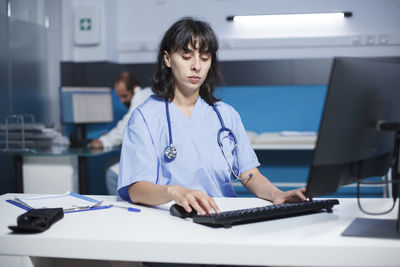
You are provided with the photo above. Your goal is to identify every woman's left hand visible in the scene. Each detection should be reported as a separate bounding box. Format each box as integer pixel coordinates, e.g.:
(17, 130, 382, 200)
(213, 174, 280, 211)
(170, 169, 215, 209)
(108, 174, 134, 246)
(272, 187, 309, 204)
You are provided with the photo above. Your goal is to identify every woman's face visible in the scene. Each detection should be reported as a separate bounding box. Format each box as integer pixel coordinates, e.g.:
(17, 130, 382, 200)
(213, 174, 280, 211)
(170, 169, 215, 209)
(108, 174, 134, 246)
(164, 41, 211, 97)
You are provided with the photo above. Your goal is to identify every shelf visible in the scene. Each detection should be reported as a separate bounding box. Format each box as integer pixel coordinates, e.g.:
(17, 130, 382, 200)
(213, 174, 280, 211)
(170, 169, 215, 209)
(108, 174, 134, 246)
(252, 143, 315, 150)
(248, 132, 316, 150)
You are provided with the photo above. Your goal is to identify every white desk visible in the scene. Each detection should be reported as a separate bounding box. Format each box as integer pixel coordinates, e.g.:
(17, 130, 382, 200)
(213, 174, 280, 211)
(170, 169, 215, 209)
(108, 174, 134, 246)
(1, 194, 399, 267)
(252, 143, 315, 150)
(1, 147, 120, 194)
(250, 132, 316, 150)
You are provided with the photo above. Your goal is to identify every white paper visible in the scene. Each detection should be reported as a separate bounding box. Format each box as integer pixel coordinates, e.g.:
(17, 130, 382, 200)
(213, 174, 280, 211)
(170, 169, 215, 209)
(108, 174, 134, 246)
(15, 192, 100, 210)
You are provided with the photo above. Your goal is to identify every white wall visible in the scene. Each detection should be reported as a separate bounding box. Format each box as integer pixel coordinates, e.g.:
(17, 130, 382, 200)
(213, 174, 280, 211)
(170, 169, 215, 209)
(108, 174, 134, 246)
(62, 0, 118, 62)
(62, 0, 400, 63)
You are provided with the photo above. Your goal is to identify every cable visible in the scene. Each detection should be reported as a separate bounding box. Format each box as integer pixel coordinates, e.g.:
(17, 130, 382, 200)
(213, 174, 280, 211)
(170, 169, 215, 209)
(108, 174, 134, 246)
(356, 178, 397, 215)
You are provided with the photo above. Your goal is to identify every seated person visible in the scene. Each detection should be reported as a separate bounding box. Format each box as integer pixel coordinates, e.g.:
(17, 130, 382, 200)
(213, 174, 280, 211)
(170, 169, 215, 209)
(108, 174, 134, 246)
(117, 17, 307, 217)
(90, 72, 152, 195)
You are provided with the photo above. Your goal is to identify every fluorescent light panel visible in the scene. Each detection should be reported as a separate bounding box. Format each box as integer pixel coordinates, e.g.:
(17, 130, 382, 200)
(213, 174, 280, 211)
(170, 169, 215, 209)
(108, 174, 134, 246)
(227, 12, 352, 23)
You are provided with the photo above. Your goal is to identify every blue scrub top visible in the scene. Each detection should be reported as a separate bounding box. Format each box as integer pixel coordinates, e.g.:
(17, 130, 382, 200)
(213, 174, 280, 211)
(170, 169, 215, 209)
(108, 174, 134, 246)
(117, 95, 260, 202)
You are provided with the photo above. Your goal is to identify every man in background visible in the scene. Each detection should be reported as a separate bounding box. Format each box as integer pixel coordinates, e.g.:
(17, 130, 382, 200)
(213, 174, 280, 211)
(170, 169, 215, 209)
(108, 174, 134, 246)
(90, 72, 152, 194)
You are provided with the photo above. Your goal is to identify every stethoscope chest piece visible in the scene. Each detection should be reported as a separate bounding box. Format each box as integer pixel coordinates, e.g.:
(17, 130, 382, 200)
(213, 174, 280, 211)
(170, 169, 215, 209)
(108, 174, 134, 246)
(163, 99, 252, 181)
(164, 145, 177, 160)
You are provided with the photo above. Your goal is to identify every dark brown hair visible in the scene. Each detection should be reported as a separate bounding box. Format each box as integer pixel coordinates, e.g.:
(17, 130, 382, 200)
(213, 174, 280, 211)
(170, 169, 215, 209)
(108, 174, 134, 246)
(115, 72, 139, 93)
(150, 17, 222, 105)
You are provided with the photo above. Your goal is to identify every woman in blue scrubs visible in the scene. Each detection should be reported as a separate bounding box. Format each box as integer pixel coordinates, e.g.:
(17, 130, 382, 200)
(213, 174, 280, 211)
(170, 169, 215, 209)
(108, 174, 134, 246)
(118, 17, 307, 215)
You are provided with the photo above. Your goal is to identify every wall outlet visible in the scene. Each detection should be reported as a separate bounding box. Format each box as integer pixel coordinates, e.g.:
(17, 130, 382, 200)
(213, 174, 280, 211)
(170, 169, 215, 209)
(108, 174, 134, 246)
(378, 35, 389, 45)
(365, 35, 377, 45)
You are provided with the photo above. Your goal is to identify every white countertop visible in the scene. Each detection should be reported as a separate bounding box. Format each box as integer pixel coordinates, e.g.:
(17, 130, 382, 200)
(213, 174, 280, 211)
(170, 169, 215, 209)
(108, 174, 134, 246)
(1, 194, 399, 266)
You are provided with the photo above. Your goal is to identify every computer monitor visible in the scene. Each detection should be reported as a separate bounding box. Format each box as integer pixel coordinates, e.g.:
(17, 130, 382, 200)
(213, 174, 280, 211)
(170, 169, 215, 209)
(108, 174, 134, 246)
(305, 57, 400, 239)
(60, 86, 114, 147)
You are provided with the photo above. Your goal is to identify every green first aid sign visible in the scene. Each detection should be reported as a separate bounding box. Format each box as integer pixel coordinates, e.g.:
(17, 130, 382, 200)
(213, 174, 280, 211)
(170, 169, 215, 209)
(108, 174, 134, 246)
(80, 18, 92, 31)
(74, 6, 100, 45)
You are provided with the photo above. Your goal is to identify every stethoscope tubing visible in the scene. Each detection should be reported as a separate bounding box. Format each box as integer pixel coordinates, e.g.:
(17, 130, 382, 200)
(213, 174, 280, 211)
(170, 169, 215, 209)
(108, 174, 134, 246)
(164, 99, 250, 181)
(164, 101, 177, 160)
(165, 99, 174, 146)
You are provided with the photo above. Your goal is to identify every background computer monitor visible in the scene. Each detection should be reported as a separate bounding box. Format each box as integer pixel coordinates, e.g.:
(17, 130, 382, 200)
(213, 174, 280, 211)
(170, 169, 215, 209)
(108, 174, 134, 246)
(60, 87, 113, 124)
(305, 57, 400, 238)
(60, 87, 114, 147)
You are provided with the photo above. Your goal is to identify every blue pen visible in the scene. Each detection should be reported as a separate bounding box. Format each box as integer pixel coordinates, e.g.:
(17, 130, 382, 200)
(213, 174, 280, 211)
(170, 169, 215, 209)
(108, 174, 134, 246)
(112, 204, 141, 212)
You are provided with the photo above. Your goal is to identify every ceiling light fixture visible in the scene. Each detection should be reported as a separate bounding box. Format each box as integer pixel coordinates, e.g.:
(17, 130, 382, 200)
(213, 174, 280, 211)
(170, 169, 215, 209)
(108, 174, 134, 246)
(227, 12, 352, 23)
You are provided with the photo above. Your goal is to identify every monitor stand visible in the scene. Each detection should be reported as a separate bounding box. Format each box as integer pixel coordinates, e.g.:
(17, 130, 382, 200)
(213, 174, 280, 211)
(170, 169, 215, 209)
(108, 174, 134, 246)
(69, 124, 88, 148)
(342, 123, 400, 239)
(342, 217, 400, 239)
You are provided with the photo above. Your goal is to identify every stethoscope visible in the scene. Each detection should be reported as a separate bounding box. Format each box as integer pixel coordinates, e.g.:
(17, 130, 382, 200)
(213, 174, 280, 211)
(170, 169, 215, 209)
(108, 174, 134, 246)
(164, 99, 253, 182)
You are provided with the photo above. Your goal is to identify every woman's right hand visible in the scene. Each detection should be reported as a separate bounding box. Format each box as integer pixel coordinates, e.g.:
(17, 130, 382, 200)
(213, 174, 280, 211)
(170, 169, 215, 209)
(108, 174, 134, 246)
(167, 185, 220, 215)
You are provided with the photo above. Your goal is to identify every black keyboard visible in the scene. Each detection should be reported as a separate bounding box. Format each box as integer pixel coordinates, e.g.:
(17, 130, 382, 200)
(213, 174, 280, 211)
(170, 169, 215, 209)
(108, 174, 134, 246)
(192, 199, 339, 228)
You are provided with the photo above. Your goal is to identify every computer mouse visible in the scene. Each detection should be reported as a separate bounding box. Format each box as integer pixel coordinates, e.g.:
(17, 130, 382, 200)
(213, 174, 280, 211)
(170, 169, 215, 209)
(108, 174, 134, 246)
(169, 203, 197, 218)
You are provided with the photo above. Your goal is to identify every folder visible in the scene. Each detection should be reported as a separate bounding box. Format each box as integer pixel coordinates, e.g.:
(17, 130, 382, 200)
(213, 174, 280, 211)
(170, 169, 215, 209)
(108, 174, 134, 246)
(7, 191, 111, 213)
